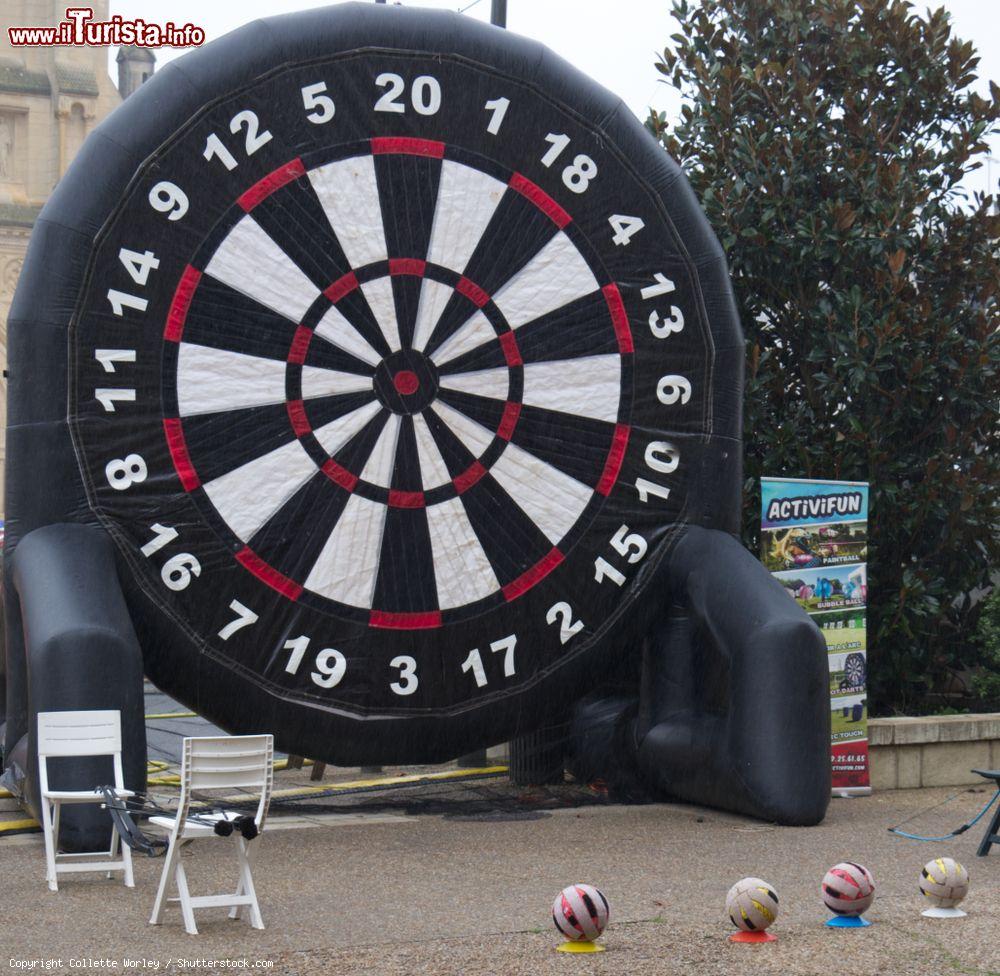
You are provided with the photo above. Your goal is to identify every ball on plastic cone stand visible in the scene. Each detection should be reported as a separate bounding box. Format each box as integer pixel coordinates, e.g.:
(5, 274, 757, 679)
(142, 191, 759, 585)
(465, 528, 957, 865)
(726, 878, 779, 943)
(822, 862, 874, 928)
(919, 857, 969, 918)
(552, 884, 609, 953)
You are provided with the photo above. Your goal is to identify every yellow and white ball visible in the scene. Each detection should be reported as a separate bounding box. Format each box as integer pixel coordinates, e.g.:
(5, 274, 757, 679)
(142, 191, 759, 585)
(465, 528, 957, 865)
(920, 857, 969, 909)
(726, 877, 779, 932)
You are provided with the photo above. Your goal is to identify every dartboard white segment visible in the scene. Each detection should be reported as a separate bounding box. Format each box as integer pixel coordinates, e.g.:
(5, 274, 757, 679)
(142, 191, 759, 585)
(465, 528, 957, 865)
(311, 401, 383, 457)
(430, 311, 497, 367)
(489, 437, 593, 544)
(204, 214, 319, 322)
(439, 366, 510, 401)
(304, 493, 387, 608)
(313, 305, 382, 366)
(359, 414, 401, 488)
(203, 438, 316, 542)
(491, 231, 599, 329)
(411, 278, 455, 352)
(308, 155, 389, 269)
(360, 278, 402, 351)
(432, 401, 495, 459)
(425, 159, 507, 273)
(521, 355, 621, 423)
(412, 414, 452, 490)
(300, 365, 375, 401)
(425, 497, 500, 609)
(176, 344, 288, 417)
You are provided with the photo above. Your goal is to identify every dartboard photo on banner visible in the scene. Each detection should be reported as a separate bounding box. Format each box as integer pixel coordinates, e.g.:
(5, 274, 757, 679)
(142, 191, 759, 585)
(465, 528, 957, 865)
(3, 2, 832, 850)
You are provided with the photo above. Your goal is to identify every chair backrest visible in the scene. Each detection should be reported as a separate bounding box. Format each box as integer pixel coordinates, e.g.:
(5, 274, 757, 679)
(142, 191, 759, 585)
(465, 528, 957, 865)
(178, 735, 274, 829)
(38, 710, 122, 757)
(36, 710, 125, 795)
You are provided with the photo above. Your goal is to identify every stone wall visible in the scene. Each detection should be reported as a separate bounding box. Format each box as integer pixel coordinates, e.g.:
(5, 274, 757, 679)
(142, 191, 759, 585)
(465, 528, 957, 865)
(869, 713, 1000, 790)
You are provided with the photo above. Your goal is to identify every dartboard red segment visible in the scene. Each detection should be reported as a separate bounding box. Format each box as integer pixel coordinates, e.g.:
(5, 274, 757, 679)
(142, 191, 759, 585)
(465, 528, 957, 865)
(370, 136, 446, 158)
(323, 271, 360, 303)
(370, 609, 444, 629)
(235, 546, 303, 601)
(163, 266, 201, 343)
(287, 325, 313, 365)
(503, 548, 565, 602)
(236, 157, 306, 212)
(602, 283, 634, 354)
(596, 425, 631, 496)
(455, 276, 490, 307)
(162, 418, 200, 491)
(508, 171, 572, 228)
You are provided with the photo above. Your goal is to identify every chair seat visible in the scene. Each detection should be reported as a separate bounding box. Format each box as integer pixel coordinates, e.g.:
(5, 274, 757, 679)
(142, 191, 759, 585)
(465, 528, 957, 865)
(43, 788, 135, 803)
(149, 810, 244, 839)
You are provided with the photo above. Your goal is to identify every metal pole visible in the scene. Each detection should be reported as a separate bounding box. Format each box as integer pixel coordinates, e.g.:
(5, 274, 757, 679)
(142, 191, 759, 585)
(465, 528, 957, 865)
(490, 0, 507, 28)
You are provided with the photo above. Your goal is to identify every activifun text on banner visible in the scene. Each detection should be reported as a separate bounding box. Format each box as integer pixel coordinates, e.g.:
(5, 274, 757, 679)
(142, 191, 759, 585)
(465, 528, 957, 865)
(761, 478, 871, 795)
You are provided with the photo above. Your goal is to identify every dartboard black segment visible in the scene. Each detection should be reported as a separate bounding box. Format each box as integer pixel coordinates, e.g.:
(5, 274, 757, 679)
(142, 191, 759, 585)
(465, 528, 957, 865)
(60, 13, 737, 752)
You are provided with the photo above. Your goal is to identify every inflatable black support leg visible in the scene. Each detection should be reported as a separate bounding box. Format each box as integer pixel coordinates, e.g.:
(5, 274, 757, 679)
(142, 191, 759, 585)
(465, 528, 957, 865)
(9, 524, 146, 851)
(636, 526, 830, 825)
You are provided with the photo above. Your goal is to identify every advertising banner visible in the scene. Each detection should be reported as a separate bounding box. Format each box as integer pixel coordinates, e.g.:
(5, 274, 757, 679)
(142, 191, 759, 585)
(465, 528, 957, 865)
(761, 478, 871, 794)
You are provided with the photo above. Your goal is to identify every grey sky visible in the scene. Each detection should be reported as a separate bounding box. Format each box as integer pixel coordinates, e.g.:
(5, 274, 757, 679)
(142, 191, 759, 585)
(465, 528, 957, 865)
(108, 0, 999, 193)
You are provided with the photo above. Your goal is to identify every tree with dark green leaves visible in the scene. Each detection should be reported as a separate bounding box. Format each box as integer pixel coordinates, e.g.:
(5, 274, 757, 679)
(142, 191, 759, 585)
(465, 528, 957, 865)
(648, 0, 999, 713)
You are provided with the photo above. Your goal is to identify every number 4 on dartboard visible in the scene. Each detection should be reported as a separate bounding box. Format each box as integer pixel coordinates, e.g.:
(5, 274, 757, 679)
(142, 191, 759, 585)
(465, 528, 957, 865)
(609, 214, 644, 246)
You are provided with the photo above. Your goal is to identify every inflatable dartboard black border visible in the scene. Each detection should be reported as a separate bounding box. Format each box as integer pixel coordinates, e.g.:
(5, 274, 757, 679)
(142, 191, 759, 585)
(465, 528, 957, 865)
(6, 3, 744, 763)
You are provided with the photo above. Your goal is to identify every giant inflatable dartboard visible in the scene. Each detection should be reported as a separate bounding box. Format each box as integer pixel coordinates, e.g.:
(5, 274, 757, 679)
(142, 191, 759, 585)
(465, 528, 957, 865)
(53, 5, 741, 757)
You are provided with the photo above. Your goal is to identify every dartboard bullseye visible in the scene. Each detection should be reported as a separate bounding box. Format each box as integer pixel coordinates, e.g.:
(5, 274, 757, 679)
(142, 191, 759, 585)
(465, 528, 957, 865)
(60, 15, 736, 751)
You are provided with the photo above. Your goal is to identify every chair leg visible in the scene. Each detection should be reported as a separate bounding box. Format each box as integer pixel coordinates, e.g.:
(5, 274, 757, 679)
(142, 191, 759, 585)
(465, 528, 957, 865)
(41, 799, 58, 892)
(150, 838, 180, 925)
(174, 856, 198, 936)
(977, 804, 1000, 857)
(236, 836, 264, 930)
(52, 802, 61, 855)
(108, 823, 120, 879)
(228, 851, 245, 921)
(121, 831, 135, 888)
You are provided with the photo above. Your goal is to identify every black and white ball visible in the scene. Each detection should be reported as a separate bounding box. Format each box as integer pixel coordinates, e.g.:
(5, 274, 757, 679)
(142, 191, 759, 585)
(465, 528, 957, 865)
(920, 857, 969, 908)
(726, 877, 779, 932)
(822, 862, 875, 916)
(552, 884, 610, 942)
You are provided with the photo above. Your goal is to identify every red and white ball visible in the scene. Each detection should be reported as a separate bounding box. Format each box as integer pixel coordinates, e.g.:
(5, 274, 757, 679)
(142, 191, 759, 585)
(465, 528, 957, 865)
(822, 862, 875, 916)
(920, 857, 969, 908)
(552, 884, 610, 942)
(726, 877, 780, 932)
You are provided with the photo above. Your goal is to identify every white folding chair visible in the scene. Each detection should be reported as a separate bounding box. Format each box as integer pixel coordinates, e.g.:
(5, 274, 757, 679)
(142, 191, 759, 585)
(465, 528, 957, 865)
(37, 709, 135, 892)
(149, 734, 273, 935)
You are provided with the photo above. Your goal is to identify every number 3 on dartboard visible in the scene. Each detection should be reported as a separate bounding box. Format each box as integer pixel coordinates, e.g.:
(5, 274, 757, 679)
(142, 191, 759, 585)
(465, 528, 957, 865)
(390, 655, 418, 696)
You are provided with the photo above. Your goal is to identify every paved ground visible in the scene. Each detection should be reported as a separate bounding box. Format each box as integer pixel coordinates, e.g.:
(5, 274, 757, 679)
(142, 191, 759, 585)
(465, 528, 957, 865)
(2, 783, 998, 975)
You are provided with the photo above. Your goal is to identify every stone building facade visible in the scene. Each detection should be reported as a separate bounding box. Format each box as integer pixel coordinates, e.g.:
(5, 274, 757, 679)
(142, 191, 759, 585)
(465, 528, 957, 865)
(0, 1, 154, 509)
